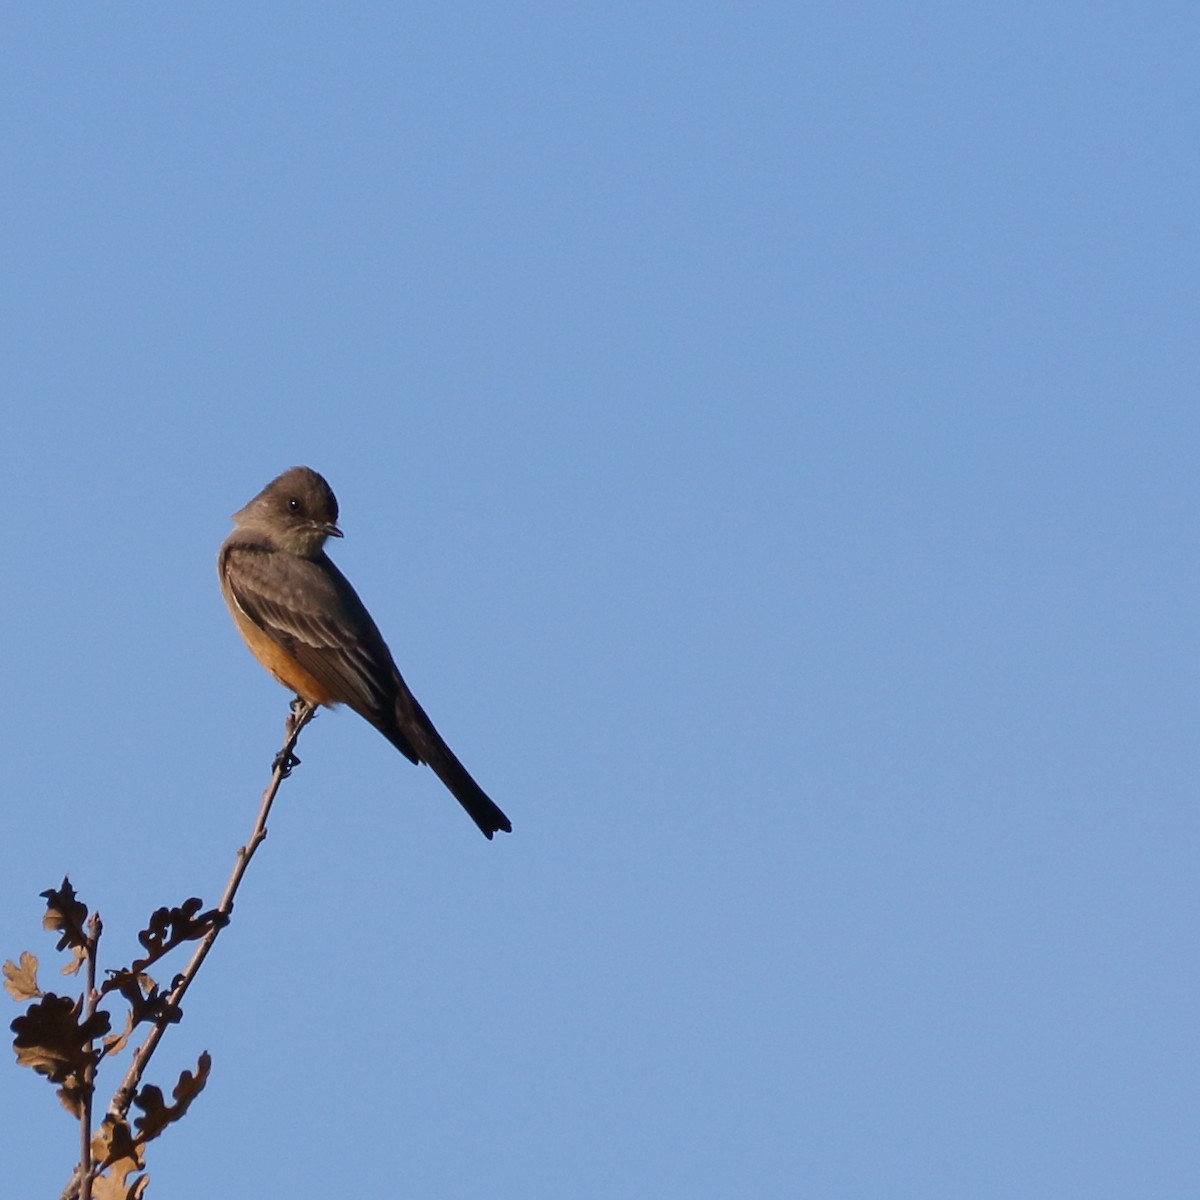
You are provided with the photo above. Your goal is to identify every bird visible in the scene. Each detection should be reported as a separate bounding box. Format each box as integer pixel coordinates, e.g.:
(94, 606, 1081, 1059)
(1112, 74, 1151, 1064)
(218, 466, 511, 839)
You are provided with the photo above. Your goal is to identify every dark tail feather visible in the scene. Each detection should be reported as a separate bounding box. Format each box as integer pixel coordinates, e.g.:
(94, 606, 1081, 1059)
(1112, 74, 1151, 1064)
(378, 694, 511, 838)
(420, 735, 512, 839)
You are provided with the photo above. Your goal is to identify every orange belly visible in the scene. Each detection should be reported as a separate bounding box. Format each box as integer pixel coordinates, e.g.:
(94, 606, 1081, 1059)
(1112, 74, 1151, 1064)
(231, 607, 340, 706)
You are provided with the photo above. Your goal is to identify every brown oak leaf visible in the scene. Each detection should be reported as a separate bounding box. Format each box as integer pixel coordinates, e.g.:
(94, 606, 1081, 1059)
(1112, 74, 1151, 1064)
(3, 951, 42, 1001)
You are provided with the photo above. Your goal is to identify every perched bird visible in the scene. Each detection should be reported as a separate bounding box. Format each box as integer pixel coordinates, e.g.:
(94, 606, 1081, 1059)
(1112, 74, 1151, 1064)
(218, 466, 511, 839)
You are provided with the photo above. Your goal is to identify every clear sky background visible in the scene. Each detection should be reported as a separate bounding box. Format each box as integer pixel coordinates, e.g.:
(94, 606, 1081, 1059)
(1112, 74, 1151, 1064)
(2, 4, 1196, 1197)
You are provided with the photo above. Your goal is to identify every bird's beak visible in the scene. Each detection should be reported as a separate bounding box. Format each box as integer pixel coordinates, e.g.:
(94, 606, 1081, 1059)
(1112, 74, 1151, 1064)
(319, 522, 344, 538)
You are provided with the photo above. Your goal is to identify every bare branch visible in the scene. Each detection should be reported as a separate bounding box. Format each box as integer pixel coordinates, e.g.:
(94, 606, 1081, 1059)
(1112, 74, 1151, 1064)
(78, 912, 102, 1200)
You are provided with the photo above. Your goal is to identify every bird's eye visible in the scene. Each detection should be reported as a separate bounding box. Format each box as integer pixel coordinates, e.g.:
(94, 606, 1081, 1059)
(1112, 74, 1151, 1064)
(287, 497, 301, 513)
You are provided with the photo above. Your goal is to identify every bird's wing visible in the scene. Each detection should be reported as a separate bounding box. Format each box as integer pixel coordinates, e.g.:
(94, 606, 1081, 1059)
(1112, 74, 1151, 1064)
(222, 544, 408, 737)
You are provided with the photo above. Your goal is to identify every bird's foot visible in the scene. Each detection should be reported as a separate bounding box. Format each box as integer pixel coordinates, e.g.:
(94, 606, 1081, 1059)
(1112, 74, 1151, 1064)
(272, 747, 301, 778)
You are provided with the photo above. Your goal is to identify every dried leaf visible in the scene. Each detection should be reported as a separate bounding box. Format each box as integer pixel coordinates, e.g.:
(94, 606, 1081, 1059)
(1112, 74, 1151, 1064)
(60, 945, 87, 977)
(102, 1007, 136, 1058)
(10, 991, 110, 1108)
(134, 899, 225, 968)
(41, 878, 89, 954)
(58, 1078, 87, 1117)
(99, 970, 182, 1031)
(3, 952, 42, 1001)
(132, 1082, 166, 1133)
(173, 1050, 211, 1109)
(93, 1117, 141, 1170)
(132, 1050, 212, 1143)
(92, 1155, 149, 1200)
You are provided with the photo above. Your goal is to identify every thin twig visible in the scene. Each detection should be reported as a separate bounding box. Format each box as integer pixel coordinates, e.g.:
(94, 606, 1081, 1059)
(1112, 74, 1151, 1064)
(78, 914, 102, 1200)
(61, 700, 317, 1200)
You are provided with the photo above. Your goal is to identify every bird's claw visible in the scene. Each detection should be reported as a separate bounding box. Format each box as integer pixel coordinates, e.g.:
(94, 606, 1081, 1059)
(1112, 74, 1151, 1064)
(272, 749, 301, 778)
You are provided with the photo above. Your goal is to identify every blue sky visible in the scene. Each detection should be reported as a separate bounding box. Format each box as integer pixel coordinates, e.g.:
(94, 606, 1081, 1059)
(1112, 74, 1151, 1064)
(2, 4, 1197, 1197)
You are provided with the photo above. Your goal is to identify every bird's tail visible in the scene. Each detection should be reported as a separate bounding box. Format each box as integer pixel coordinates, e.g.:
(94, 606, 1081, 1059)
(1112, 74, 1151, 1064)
(420, 734, 513, 840)
(382, 693, 511, 839)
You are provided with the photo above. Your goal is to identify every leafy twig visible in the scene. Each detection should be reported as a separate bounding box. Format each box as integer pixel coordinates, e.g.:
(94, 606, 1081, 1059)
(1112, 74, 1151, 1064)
(50, 699, 317, 1200)
(106, 699, 316, 1123)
